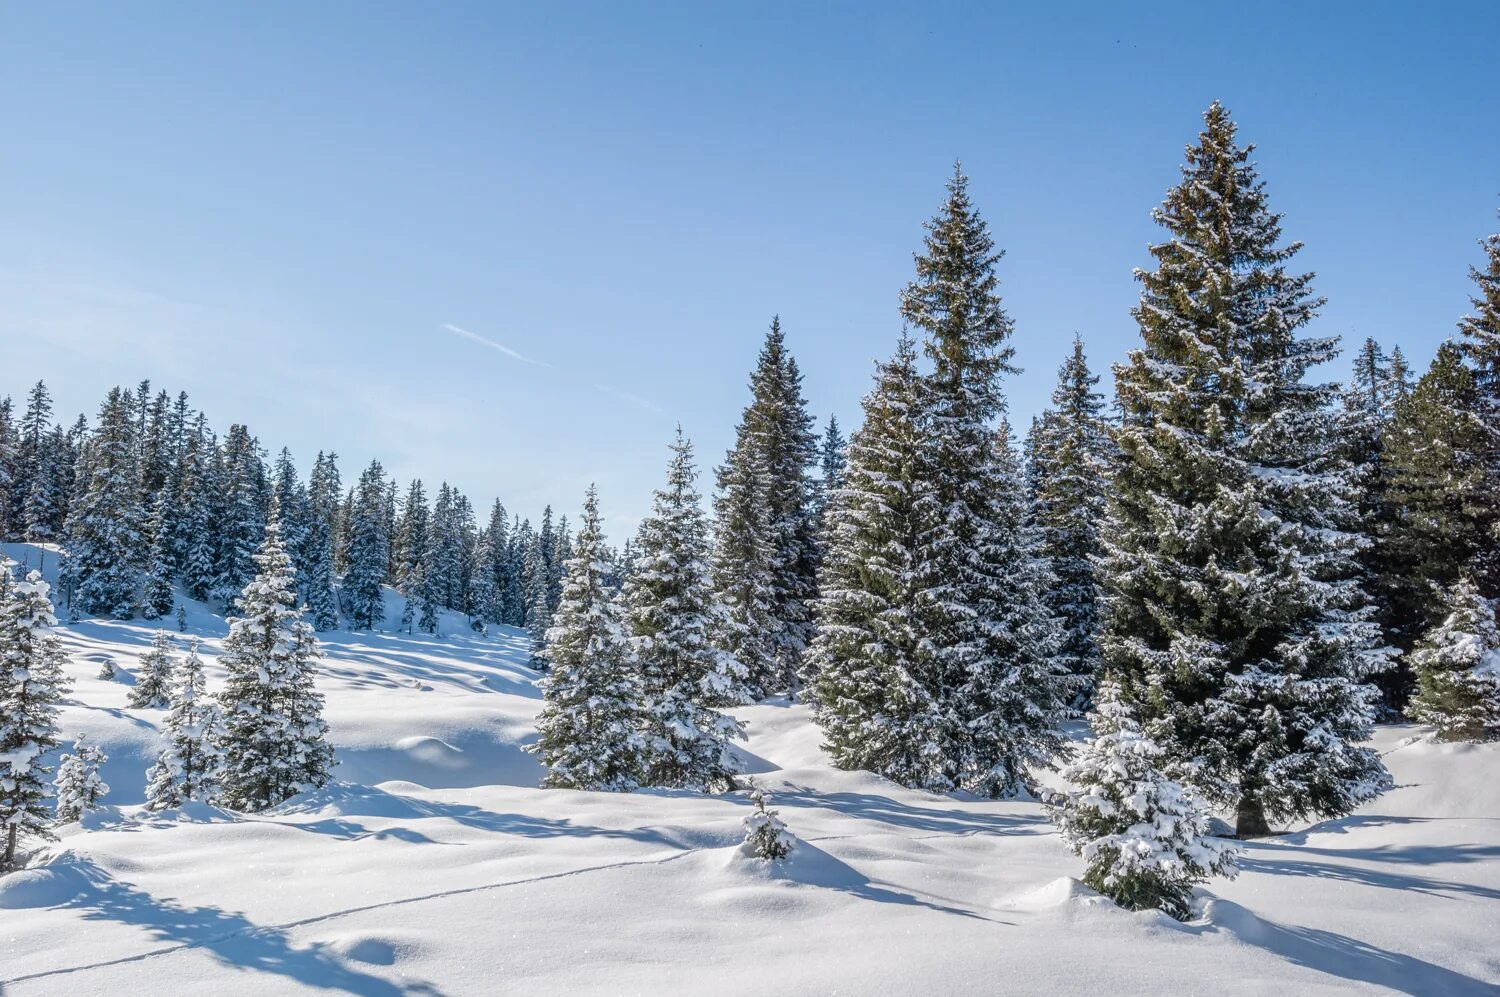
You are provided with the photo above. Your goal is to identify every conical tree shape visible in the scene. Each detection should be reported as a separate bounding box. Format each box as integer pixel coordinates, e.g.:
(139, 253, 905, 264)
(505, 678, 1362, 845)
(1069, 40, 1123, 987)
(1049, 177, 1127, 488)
(145, 641, 225, 810)
(217, 509, 334, 811)
(54, 735, 109, 823)
(530, 486, 649, 791)
(1407, 576, 1500, 742)
(625, 430, 745, 791)
(1455, 208, 1500, 594)
(1100, 103, 1389, 837)
(128, 629, 178, 709)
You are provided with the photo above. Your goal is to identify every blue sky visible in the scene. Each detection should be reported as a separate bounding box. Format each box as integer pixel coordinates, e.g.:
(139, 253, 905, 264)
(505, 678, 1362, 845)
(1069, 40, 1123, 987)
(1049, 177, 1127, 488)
(3, 2, 1497, 536)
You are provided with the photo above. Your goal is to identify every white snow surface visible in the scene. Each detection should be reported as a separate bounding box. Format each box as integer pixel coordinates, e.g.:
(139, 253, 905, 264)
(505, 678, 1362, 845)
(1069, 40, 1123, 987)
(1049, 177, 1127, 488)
(2, 542, 1498, 995)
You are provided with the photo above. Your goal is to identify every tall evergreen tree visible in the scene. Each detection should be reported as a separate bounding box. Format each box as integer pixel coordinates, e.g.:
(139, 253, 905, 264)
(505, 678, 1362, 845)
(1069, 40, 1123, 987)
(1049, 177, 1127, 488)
(1455, 209, 1500, 594)
(0, 396, 15, 540)
(177, 416, 219, 602)
(1028, 336, 1112, 706)
(145, 641, 225, 810)
(809, 336, 945, 785)
(530, 485, 649, 790)
(343, 460, 390, 630)
(624, 430, 745, 791)
(897, 165, 1069, 796)
(211, 424, 268, 607)
(0, 560, 68, 870)
(1100, 103, 1389, 837)
(17, 381, 64, 541)
(63, 387, 144, 618)
(1381, 343, 1493, 656)
(217, 512, 334, 811)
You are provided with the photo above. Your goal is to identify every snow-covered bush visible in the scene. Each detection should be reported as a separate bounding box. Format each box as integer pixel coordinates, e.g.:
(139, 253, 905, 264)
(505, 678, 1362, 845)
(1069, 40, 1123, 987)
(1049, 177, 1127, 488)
(1048, 682, 1236, 920)
(1408, 576, 1500, 741)
(97, 658, 117, 681)
(54, 736, 109, 823)
(128, 629, 178, 709)
(741, 789, 793, 861)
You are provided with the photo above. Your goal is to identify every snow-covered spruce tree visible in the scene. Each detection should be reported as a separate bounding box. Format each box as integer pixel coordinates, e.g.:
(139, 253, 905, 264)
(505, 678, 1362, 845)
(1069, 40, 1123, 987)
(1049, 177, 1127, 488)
(624, 429, 745, 792)
(63, 387, 144, 618)
(211, 424, 269, 607)
(1049, 681, 1237, 921)
(899, 165, 1070, 797)
(128, 629, 179, 709)
(176, 416, 219, 603)
(809, 335, 947, 787)
(0, 561, 68, 870)
(1407, 576, 1500, 741)
(217, 511, 334, 812)
(17, 381, 65, 542)
(740, 788, 793, 860)
(146, 641, 225, 809)
(529, 485, 650, 791)
(713, 318, 820, 699)
(0, 397, 15, 540)
(302, 513, 339, 631)
(342, 460, 389, 630)
(1028, 335, 1112, 708)
(1101, 102, 1389, 837)
(53, 736, 109, 823)
(1456, 209, 1500, 596)
(141, 491, 177, 621)
(1381, 343, 1492, 654)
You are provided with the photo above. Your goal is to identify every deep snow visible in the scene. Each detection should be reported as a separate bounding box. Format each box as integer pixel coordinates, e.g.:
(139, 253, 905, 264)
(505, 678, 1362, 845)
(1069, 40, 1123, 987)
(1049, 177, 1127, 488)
(1, 542, 1497, 995)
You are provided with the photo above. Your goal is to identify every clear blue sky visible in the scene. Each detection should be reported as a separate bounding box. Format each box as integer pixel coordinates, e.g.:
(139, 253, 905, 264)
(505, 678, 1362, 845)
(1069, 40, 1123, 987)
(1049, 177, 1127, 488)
(3, 2, 1496, 536)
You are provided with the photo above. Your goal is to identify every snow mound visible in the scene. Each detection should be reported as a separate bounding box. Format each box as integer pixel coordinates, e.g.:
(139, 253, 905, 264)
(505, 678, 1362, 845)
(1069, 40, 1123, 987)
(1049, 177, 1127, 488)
(0, 856, 92, 910)
(1000, 876, 1110, 912)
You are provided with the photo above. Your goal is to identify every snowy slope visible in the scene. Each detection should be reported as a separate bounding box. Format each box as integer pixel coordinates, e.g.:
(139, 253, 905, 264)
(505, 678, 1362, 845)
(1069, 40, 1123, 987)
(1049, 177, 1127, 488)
(1, 543, 1497, 995)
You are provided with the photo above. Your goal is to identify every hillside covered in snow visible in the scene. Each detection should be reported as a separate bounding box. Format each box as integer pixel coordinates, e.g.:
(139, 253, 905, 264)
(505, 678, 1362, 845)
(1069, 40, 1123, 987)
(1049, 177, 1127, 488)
(0, 542, 1496, 996)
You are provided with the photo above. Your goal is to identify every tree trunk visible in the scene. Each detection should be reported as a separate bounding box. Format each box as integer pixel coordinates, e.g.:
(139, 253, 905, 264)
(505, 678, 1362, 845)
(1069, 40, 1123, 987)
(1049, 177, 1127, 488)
(3, 823, 16, 871)
(1236, 795, 1273, 838)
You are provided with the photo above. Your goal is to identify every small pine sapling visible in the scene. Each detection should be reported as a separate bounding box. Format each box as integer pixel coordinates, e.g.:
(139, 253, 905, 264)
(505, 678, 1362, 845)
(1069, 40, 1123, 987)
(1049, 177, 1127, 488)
(54, 736, 110, 823)
(741, 788, 794, 861)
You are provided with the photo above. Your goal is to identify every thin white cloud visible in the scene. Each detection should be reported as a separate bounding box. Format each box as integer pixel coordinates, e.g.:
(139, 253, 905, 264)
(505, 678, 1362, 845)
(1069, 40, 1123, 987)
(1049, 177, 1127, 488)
(594, 383, 664, 414)
(443, 323, 550, 367)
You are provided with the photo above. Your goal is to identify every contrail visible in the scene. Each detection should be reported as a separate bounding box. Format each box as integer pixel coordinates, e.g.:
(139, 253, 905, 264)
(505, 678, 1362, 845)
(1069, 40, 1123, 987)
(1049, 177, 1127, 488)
(443, 323, 550, 367)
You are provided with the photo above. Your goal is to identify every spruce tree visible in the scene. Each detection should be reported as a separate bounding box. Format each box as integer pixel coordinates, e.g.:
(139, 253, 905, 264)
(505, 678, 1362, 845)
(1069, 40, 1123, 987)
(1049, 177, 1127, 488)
(0, 396, 15, 540)
(177, 416, 219, 602)
(302, 513, 339, 631)
(740, 788, 793, 860)
(53, 736, 110, 823)
(530, 485, 649, 791)
(624, 430, 745, 791)
(63, 387, 144, 618)
(713, 319, 819, 698)
(18, 381, 64, 541)
(898, 165, 1069, 797)
(145, 640, 225, 809)
(1382, 343, 1492, 652)
(0, 560, 68, 870)
(142, 491, 177, 620)
(1049, 681, 1237, 920)
(1100, 103, 1389, 837)
(129, 629, 179, 709)
(1029, 336, 1112, 707)
(1407, 576, 1500, 742)
(808, 336, 946, 786)
(1456, 209, 1500, 594)
(217, 512, 334, 811)
(343, 460, 390, 630)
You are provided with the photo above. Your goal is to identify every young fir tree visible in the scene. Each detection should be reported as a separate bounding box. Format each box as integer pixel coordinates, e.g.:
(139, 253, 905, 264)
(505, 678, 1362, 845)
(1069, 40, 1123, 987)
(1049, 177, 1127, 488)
(0, 561, 69, 870)
(128, 629, 179, 709)
(740, 788, 793, 860)
(529, 485, 650, 791)
(145, 641, 225, 810)
(1381, 343, 1492, 655)
(1456, 209, 1500, 595)
(624, 430, 745, 792)
(342, 461, 390, 630)
(217, 512, 335, 811)
(1028, 335, 1112, 707)
(53, 736, 110, 823)
(63, 387, 144, 618)
(1100, 103, 1389, 837)
(713, 318, 820, 698)
(1049, 681, 1237, 921)
(1406, 576, 1500, 742)
(898, 165, 1070, 797)
(808, 335, 947, 786)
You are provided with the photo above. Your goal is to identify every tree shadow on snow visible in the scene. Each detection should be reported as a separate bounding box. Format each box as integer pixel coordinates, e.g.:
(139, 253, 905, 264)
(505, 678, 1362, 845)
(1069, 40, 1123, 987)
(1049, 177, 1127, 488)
(772, 785, 1049, 837)
(1237, 850, 1500, 903)
(1, 856, 444, 996)
(1193, 900, 1495, 995)
(778, 840, 1012, 924)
